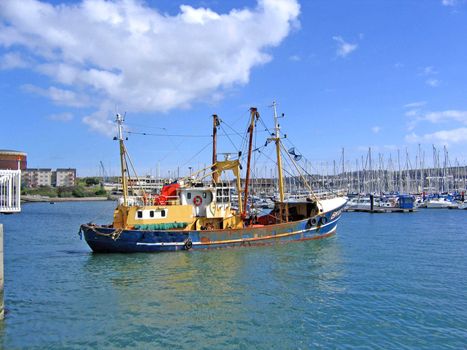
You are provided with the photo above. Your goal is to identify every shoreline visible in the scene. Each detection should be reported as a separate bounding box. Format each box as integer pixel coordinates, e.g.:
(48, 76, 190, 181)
(22, 195, 114, 203)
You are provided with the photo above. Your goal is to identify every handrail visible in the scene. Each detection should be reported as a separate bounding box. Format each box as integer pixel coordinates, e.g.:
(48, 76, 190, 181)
(0, 170, 21, 213)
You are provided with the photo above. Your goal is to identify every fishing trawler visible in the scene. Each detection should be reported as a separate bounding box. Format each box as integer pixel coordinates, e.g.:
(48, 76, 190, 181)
(79, 104, 347, 252)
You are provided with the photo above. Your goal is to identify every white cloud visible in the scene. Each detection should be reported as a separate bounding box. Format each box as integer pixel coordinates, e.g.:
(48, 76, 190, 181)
(22, 84, 90, 107)
(0, 52, 29, 69)
(0, 0, 300, 134)
(47, 112, 73, 122)
(404, 101, 426, 109)
(406, 128, 467, 144)
(371, 126, 381, 134)
(442, 0, 457, 6)
(405, 108, 467, 130)
(426, 78, 439, 87)
(420, 66, 437, 76)
(289, 54, 301, 62)
(332, 36, 358, 58)
(423, 110, 467, 124)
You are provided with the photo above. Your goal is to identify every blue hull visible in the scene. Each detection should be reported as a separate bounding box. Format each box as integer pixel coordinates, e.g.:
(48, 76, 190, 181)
(80, 204, 346, 253)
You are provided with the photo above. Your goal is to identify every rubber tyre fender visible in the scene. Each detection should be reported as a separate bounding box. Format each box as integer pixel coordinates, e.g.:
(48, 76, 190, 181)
(319, 216, 328, 225)
(184, 239, 193, 250)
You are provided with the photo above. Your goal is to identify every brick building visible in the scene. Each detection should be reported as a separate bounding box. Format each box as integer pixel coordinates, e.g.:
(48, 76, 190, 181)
(0, 150, 27, 170)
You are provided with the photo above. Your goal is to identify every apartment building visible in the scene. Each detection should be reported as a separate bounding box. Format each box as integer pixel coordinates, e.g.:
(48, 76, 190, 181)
(23, 168, 53, 187)
(23, 168, 77, 188)
(55, 168, 76, 187)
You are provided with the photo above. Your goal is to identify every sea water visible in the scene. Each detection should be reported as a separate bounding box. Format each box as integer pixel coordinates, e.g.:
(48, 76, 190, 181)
(0, 201, 466, 349)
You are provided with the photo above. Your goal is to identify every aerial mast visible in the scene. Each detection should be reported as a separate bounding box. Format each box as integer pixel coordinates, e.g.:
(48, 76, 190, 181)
(116, 113, 128, 206)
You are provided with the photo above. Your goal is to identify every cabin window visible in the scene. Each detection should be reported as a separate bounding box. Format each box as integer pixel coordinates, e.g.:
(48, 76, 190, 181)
(161, 210, 166, 217)
(137, 211, 143, 218)
(202, 192, 207, 198)
(150, 211, 154, 218)
(187, 193, 191, 199)
(216, 187, 230, 203)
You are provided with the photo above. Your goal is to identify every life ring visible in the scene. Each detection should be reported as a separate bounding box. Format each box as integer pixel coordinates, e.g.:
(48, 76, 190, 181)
(184, 239, 193, 250)
(319, 216, 328, 225)
(193, 195, 202, 206)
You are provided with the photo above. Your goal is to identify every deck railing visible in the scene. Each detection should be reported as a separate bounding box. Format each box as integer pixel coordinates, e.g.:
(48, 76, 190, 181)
(0, 169, 21, 213)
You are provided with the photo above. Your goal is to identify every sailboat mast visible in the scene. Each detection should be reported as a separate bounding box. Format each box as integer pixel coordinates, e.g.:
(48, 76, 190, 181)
(272, 102, 285, 203)
(243, 107, 258, 218)
(116, 113, 128, 206)
(212, 114, 219, 184)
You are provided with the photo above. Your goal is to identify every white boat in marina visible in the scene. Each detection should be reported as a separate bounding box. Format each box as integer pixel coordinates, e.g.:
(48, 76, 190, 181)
(457, 200, 467, 210)
(425, 197, 458, 209)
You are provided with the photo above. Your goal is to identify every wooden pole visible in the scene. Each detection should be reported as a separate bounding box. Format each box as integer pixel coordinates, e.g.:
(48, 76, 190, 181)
(243, 108, 258, 219)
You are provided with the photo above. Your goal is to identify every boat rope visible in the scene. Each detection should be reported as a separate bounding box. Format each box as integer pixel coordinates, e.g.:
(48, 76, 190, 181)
(283, 138, 340, 197)
(180, 141, 212, 168)
(281, 142, 319, 202)
(86, 225, 123, 241)
(123, 143, 145, 194)
(126, 131, 212, 138)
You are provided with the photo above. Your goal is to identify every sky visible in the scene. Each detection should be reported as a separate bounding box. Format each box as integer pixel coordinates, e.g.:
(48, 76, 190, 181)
(1, 0, 467, 177)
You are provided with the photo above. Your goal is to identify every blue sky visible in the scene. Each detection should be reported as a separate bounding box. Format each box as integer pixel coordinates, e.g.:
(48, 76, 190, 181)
(1, 0, 467, 177)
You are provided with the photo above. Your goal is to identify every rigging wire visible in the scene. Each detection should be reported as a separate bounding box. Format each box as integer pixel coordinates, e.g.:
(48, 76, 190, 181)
(180, 141, 213, 168)
(126, 131, 211, 138)
(282, 137, 339, 196)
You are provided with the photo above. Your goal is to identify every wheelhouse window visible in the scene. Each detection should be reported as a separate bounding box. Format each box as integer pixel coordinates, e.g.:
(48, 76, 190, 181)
(161, 210, 166, 217)
(150, 211, 154, 218)
(137, 211, 143, 218)
(216, 187, 230, 203)
(187, 193, 191, 199)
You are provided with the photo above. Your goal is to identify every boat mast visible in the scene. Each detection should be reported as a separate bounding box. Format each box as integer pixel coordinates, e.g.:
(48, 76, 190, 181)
(243, 107, 258, 218)
(272, 102, 285, 203)
(212, 114, 219, 184)
(116, 113, 129, 206)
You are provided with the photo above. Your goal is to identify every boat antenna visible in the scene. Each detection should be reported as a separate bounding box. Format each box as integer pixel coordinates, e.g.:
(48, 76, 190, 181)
(116, 113, 129, 206)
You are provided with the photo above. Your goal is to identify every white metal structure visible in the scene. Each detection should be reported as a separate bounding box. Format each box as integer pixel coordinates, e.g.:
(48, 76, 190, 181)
(0, 169, 21, 213)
